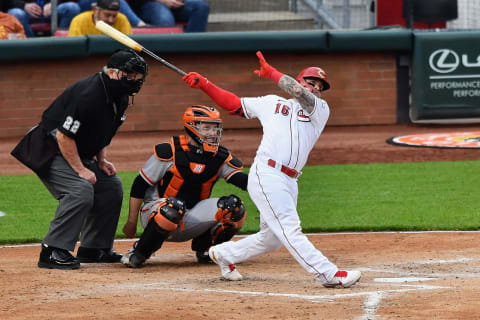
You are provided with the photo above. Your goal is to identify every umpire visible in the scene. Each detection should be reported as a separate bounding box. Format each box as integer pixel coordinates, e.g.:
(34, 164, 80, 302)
(31, 49, 147, 269)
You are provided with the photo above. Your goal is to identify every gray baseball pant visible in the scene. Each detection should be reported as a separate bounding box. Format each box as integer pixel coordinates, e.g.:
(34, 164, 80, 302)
(40, 155, 123, 251)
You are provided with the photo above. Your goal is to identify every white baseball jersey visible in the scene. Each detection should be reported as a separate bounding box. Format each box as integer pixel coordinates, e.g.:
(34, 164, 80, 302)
(214, 94, 339, 284)
(241, 94, 329, 172)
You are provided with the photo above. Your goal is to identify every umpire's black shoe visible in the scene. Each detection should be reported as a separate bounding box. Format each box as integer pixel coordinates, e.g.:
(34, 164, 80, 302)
(77, 247, 123, 263)
(38, 244, 80, 270)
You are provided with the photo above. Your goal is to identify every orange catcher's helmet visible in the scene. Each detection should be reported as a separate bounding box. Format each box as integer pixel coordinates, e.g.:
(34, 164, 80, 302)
(296, 67, 330, 92)
(183, 105, 223, 153)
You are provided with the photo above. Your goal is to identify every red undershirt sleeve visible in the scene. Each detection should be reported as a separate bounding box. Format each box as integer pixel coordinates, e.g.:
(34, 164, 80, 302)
(202, 81, 244, 117)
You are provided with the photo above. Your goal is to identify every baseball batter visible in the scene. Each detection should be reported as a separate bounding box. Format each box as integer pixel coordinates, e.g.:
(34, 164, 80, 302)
(183, 51, 361, 288)
(121, 105, 248, 267)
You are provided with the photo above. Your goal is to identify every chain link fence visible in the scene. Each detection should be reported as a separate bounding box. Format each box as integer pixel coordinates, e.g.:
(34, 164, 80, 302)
(207, 0, 480, 32)
(447, 0, 480, 29)
(207, 0, 375, 31)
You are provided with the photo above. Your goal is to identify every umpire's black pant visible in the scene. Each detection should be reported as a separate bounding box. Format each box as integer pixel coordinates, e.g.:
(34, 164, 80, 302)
(40, 155, 123, 252)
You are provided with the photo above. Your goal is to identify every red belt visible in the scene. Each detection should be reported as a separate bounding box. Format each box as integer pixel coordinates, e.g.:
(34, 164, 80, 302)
(267, 159, 299, 178)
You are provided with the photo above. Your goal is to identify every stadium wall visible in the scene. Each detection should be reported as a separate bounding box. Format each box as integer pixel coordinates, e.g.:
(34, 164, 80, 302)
(0, 30, 410, 138)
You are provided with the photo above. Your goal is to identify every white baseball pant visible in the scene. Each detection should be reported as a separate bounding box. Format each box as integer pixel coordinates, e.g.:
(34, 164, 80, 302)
(213, 160, 338, 283)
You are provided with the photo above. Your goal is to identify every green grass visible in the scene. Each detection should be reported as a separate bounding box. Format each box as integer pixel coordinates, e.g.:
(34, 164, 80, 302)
(1, 160, 480, 244)
(299, 161, 480, 231)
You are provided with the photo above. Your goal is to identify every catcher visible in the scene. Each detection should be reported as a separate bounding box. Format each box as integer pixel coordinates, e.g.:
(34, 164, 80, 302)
(121, 105, 248, 267)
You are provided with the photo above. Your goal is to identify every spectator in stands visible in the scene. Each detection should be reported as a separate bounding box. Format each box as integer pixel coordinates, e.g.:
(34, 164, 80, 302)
(69, 0, 131, 36)
(129, 0, 209, 32)
(7, 0, 80, 37)
(77, 0, 148, 27)
(0, 11, 26, 39)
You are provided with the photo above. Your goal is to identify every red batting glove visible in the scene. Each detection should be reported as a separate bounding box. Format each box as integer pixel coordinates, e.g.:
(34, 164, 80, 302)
(183, 72, 208, 89)
(253, 51, 284, 84)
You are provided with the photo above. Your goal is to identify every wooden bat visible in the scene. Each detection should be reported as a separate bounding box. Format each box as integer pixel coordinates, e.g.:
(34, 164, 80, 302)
(95, 20, 187, 76)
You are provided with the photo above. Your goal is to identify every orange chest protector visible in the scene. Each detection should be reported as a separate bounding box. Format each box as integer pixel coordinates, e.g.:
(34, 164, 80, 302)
(156, 136, 229, 209)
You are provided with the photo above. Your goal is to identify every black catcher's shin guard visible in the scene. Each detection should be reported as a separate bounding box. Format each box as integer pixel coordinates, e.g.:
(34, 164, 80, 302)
(134, 220, 171, 261)
(211, 223, 238, 245)
(191, 230, 213, 253)
(191, 230, 214, 264)
(124, 197, 186, 268)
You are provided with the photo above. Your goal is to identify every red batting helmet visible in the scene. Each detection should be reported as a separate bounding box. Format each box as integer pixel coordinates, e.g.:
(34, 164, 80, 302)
(183, 105, 223, 153)
(296, 67, 330, 92)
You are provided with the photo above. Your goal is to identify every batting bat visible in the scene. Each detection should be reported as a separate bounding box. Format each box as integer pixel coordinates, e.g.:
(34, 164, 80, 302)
(95, 20, 187, 76)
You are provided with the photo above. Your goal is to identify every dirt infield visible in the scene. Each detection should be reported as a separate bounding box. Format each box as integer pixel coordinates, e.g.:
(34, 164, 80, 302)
(2, 233, 480, 319)
(2, 124, 480, 319)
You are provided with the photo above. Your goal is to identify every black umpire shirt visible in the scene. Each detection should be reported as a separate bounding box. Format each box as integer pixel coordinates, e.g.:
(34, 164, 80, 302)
(41, 72, 129, 160)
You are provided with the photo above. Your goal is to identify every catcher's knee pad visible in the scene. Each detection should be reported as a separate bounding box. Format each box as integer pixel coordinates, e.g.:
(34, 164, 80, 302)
(215, 195, 246, 228)
(212, 195, 247, 244)
(148, 197, 186, 232)
(135, 198, 185, 260)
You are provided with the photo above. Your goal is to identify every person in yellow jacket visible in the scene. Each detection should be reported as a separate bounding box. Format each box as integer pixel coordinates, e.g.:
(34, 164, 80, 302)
(69, 0, 131, 36)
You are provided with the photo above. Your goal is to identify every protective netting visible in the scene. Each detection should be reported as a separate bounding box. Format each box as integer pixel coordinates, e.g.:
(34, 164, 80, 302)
(207, 0, 479, 31)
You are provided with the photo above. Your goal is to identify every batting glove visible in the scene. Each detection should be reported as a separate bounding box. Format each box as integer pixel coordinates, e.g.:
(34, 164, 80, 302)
(253, 51, 284, 84)
(183, 72, 207, 89)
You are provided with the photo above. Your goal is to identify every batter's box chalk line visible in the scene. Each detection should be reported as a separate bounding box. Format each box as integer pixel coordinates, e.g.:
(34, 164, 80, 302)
(354, 279, 450, 320)
(112, 280, 449, 301)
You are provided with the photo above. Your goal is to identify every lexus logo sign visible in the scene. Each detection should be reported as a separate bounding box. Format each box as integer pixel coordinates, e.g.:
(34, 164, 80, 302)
(429, 49, 459, 73)
(428, 49, 480, 74)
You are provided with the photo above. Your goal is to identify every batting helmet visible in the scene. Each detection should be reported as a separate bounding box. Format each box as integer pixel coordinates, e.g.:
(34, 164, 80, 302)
(296, 67, 330, 92)
(183, 105, 223, 153)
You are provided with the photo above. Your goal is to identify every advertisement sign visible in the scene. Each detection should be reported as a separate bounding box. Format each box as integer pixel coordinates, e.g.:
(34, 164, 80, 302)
(411, 32, 480, 120)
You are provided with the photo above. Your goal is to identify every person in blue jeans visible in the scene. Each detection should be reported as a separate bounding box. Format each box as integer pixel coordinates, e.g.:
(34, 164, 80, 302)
(77, 0, 147, 27)
(130, 0, 209, 32)
(7, 0, 80, 37)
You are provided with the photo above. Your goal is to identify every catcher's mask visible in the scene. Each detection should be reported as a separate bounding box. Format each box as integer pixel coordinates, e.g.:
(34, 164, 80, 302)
(296, 67, 330, 93)
(107, 49, 148, 96)
(183, 105, 223, 153)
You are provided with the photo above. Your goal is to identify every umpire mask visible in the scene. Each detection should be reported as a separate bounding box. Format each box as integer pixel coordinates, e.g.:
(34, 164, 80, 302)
(107, 49, 148, 96)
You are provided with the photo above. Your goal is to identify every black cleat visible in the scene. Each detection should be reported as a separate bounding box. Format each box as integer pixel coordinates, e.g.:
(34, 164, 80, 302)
(38, 244, 80, 270)
(196, 250, 212, 264)
(77, 247, 123, 263)
(121, 250, 146, 268)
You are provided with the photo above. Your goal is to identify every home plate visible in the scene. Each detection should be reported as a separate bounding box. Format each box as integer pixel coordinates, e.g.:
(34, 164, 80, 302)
(374, 277, 436, 283)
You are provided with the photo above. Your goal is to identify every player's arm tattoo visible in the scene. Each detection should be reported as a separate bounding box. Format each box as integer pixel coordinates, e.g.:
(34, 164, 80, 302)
(278, 75, 315, 113)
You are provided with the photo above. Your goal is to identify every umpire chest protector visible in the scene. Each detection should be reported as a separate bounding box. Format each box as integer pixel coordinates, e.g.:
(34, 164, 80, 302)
(155, 136, 230, 209)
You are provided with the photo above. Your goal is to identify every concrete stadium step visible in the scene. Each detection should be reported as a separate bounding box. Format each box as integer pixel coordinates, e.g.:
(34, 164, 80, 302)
(207, 11, 316, 32)
(209, 0, 290, 13)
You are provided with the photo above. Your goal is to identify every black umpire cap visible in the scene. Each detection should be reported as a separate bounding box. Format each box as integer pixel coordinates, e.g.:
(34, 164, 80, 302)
(107, 49, 148, 76)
